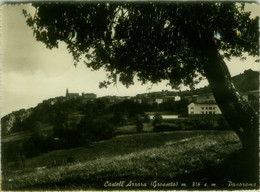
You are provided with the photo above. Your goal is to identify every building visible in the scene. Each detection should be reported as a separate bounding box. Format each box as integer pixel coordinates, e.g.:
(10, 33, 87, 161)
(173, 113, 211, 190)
(101, 96, 118, 103)
(188, 102, 221, 115)
(134, 98, 142, 104)
(183, 95, 198, 103)
(82, 93, 97, 99)
(163, 95, 181, 102)
(188, 93, 221, 115)
(188, 93, 248, 115)
(196, 94, 215, 103)
(145, 112, 178, 120)
(66, 88, 79, 99)
(155, 98, 164, 104)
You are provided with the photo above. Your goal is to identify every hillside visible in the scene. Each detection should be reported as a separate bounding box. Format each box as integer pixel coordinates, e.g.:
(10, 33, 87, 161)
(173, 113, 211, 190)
(232, 69, 259, 92)
(4, 130, 254, 190)
(182, 69, 258, 95)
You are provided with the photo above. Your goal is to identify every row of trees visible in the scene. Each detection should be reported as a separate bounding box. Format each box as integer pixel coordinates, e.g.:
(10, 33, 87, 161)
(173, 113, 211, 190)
(152, 113, 231, 132)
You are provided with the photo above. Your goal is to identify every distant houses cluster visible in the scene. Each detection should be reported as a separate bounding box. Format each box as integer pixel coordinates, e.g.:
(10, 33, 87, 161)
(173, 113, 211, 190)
(2, 88, 258, 135)
(42, 88, 97, 106)
(133, 95, 181, 105)
(33, 88, 258, 116)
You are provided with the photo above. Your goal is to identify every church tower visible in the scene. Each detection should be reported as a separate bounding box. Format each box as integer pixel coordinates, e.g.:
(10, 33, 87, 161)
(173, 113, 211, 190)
(66, 88, 69, 97)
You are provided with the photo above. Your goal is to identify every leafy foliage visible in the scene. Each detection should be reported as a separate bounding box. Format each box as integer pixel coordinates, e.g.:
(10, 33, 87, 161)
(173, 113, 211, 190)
(110, 99, 147, 124)
(23, 133, 55, 158)
(23, 2, 258, 88)
(136, 116, 143, 133)
(152, 113, 163, 127)
(158, 100, 189, 114)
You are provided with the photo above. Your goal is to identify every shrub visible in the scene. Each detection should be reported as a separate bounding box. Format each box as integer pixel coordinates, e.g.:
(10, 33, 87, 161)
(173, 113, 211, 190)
(178, 119, 216, 130)
(90, 119, 115, 141)
(2, 141, 25, 170)
(217, 117, 231, 130)
(66, 156, 76, 163)
(153, 123, 179, 132)
(136, 118, 143, 133)
(152, 113, 163, 127)
(143, 114, 150, 123)
(194, 120, 215, 130)
(23, 134, 55, 158)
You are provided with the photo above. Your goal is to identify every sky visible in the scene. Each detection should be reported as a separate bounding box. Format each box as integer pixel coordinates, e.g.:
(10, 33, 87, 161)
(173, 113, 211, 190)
(1, 3, 259, 116)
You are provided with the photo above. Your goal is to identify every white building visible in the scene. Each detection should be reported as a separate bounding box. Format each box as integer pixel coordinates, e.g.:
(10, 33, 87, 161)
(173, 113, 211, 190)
(188, 102, 221, 115)
(149, 114, 179, 120)
(188, 93, 248, 115)
(163, 95, 181, 102)
(146, 112, 178, 120)
(155, 98, 164, 104)
(196, 94, 215, 103)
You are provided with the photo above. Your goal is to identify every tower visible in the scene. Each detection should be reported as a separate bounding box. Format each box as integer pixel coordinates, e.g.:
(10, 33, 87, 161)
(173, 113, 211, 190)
(66, 88, 69, 97)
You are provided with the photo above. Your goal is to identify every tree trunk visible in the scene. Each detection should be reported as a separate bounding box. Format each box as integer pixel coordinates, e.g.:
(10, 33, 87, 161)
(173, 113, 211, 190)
(201, 38, 258, 161)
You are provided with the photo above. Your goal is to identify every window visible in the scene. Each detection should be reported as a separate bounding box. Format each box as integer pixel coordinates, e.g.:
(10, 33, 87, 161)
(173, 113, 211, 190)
(209, 107, 212, 110)
(209, 111, 212, 114)
(213, 107, 216, 109)
(213, 112, 215, 114)
(201, 107, 204, 110)
(206, 107, 208, 110)
(191, 107, 194, 109)
(202, 112, 204, 114)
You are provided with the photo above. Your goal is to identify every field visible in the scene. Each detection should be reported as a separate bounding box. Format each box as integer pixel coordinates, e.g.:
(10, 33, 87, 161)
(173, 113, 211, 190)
(2, 130, 257, 190)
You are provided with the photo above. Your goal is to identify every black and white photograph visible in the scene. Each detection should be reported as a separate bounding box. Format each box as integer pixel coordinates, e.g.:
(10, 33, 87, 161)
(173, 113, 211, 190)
(1, 0, 259, 190)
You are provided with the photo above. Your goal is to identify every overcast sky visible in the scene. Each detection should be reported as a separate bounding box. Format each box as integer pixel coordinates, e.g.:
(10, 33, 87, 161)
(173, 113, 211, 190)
(1, 3, 259, 116)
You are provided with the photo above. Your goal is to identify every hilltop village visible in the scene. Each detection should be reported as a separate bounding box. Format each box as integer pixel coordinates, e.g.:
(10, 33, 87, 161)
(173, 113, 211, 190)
(1, 69, 258, 136)
(2, 87, 258, 136)
(39, 88, 255, 116)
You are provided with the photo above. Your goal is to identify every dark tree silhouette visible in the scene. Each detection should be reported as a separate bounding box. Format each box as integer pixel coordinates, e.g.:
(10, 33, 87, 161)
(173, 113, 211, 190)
(23, 2, 258, 159)
(152, 113, 163, 127)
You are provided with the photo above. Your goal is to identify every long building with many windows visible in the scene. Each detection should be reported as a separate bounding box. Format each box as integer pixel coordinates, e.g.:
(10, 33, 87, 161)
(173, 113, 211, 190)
(188, 93, 248, 115)
(188, 102, 221, 115)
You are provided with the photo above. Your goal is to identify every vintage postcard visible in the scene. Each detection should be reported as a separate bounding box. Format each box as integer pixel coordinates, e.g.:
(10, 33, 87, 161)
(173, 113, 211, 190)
(1, 0, 259, 190)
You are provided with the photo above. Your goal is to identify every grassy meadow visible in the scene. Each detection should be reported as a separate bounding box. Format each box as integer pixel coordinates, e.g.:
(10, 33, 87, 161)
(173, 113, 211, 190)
(2, 130, 256, 190)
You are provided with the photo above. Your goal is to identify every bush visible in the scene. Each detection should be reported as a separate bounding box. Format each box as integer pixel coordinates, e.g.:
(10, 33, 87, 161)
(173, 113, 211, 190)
(136, 118, 143, 133)
(152, 113, 163, 127)
(153, 123, 179, 132)
(23, 134, 55, 158)
(194, 120, 215, 130)
(178, 119, 216, 130)
(217, 117, 231, 130)
(53, 121, 87, 149)
(90, 119, 115, 141)
(143, 114, 150, 123)
(2, 141, 25, 170)
(66, 156, 76, 163)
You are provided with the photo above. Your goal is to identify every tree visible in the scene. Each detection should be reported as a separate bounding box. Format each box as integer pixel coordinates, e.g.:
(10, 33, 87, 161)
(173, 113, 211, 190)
(136, 116, 143, 133)
(152, 113, 163, 127)
(23, 2, 258, 160)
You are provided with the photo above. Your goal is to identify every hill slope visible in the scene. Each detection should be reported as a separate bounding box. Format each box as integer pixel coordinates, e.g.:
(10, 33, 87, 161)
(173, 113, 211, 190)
(232, 69, 259, 92)
(3, 130, 249, 190)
